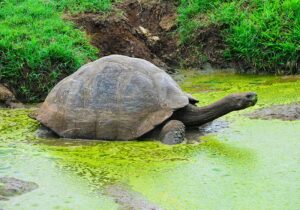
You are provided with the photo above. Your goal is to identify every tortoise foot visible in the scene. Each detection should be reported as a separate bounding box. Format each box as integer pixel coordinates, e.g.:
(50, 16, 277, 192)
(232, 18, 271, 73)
(36, 125, 59, 138)
(160, 120, 185, 145)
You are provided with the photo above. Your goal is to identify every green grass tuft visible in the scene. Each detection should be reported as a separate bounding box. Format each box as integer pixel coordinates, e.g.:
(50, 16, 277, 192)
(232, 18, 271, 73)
(51, 0, 112, 13)
(178, 0, 300, 74)
(0, 0, 114, 102)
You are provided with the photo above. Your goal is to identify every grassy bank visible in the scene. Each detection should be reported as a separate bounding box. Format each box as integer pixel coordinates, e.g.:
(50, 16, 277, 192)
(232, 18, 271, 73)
(178, 0, 300, 74)
(1, 0, 299, 102)
(0, 0, 113, 102)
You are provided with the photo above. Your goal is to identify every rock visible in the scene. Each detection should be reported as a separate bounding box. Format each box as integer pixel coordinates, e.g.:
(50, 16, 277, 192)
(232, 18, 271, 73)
(138, 26, 160, 44)
(7, 102, 24, 108)
(0, 177, 38, 200)
(248, 103, 300, 121)
(105, 184, 162, 210)
(0, 84, 23, 108)
(0, 195, 9, 201)
(159, 14, 177, 31)
(0, 84, 15, 105)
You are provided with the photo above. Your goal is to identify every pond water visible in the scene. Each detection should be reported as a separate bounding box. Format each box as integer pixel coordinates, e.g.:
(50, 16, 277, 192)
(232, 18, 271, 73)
(1, 71, 300, 210)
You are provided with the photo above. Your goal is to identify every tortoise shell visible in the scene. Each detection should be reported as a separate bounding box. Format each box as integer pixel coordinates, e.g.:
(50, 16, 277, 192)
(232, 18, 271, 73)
(36, 55, 189, 140)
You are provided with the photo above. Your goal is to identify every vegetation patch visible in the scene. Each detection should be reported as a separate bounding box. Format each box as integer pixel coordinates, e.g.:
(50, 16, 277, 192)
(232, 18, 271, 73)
(178, 0, 300, 73)
(0, 0, 114, 102)
(180, 71, 300, 107)
(1, 0, 299, 102)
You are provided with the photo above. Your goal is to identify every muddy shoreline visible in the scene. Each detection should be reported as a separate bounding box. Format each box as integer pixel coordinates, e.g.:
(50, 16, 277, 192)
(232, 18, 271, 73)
(249, 103, 300, 121)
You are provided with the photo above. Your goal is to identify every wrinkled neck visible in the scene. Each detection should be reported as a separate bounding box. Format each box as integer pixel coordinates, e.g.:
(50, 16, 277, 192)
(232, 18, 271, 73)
(173, 98, 235, 126)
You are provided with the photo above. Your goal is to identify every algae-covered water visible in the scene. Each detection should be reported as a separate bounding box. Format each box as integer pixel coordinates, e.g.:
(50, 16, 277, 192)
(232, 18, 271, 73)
(1, 72, 300, 210)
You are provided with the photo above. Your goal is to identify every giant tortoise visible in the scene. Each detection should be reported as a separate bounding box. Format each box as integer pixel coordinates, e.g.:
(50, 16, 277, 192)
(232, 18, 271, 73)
(35, 55, 257, 144)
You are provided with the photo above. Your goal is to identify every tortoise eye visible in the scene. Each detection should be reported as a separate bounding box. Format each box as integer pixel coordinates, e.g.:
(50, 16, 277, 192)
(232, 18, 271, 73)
(246, 93, 256, 99)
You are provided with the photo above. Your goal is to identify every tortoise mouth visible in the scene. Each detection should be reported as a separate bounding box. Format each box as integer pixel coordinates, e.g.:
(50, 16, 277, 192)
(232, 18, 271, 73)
(247, 93, 258, 107)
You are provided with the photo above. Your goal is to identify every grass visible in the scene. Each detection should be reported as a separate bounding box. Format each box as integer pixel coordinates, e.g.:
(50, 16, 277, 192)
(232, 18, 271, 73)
(0, 0, 114, 102)
(178, 0, 300, 74)
(180, 70, 300, 107)
(1, 0, 299, 101)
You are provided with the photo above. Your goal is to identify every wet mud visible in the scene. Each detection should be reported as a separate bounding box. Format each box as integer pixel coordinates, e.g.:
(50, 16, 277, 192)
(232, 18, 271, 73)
(249, 103, 300, 121)
(186, 120, 229, 143)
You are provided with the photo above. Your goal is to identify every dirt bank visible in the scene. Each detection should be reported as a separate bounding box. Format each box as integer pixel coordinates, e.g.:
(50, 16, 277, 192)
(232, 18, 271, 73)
(68, 0, 179, 71)
(67, 0, 228, 71)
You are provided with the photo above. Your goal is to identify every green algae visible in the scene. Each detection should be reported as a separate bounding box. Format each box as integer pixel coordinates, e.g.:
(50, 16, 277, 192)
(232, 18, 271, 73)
(127, 71, 300, 209)
(200, 136, 256, 167)
(0, 109, 118, 210)
(1, 71, 300, 209)
(180, 70, 300, 107)
(0, 109, 38, 141)
(0, 109, 212, 209)
(37, 135, 218, 190)
(127, 120, 300, 210)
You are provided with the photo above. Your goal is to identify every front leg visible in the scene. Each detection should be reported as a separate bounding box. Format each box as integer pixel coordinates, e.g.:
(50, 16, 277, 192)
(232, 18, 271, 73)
(159, 120, 185, 145)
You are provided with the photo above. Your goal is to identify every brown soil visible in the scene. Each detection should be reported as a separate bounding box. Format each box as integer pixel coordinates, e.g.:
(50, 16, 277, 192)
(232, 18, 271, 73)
(180, 24, 228, 68)
(68, 0, 180, 72)
(248, 103, 300, 121)
(67, 0, 228, 71)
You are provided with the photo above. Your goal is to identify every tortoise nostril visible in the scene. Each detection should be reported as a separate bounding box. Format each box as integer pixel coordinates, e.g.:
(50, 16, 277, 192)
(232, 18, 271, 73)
(246, 94, 253, 99)
(246, 92, 257, 99)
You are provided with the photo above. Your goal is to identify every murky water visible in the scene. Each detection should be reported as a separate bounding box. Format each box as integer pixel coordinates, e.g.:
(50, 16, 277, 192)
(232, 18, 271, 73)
(1, 71, 300, 209)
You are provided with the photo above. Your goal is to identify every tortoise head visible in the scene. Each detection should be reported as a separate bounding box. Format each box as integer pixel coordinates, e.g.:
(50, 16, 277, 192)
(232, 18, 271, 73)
(226, 92, 258, 110)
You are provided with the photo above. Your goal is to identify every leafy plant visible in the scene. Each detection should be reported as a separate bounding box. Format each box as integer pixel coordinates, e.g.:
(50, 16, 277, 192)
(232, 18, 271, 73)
(178, 0, 300, 74)
(0, 0, 114, 102)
